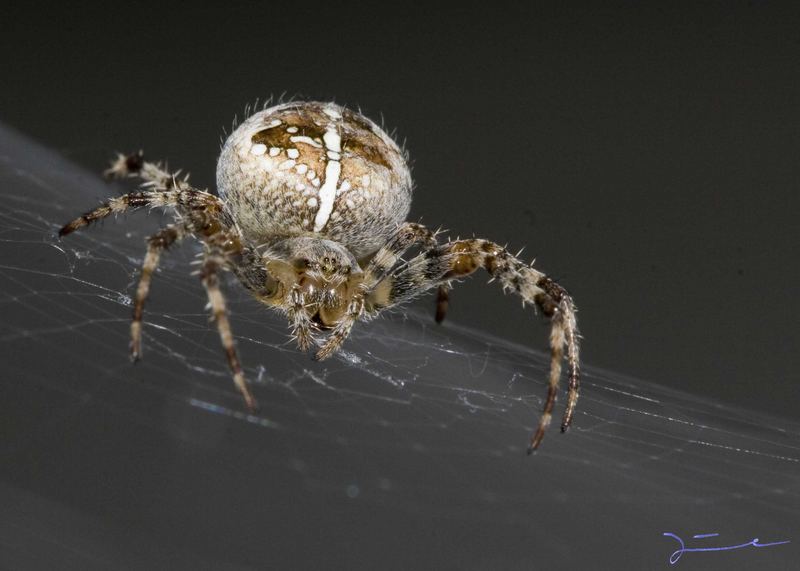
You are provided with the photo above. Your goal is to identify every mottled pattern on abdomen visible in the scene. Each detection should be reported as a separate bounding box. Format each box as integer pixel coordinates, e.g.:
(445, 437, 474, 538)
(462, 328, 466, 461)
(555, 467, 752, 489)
(217, 101, 412, 259)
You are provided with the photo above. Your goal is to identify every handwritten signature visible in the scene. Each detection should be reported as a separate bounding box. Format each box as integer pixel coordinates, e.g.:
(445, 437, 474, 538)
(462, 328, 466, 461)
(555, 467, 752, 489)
(663, 532, 790, 565)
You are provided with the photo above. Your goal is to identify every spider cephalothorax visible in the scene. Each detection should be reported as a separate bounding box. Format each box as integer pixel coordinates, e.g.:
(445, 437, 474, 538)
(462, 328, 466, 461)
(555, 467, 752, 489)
(59, 100, 580, 452)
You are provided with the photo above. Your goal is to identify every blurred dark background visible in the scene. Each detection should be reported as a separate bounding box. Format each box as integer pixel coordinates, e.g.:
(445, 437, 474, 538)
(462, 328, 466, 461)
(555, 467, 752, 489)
(2, 2, 798, 418)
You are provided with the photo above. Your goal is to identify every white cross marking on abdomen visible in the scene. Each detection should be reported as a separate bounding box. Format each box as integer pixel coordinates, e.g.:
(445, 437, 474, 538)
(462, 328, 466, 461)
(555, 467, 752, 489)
(313, 108, 344, 232)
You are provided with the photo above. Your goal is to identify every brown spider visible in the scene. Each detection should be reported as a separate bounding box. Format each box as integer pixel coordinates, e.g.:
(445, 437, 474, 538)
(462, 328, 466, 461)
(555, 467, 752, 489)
(59, 101, 580, 452)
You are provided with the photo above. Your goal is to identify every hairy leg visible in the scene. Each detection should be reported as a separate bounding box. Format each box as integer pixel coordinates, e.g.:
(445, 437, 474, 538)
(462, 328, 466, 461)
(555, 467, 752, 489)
(60, 152, 269, 411)
(313, 295, 363, 361)
(287, 284, 315, 351)
(367, 238, 580, 452)
(199, 247, 257, 412)
(58, 186, 225, 237)
(130, 224, 187, 361)
(313, 222, 437, 360)
(105, 150, 189, 191)
(362, 222, 438, 286)
(59, 150, 227, 237)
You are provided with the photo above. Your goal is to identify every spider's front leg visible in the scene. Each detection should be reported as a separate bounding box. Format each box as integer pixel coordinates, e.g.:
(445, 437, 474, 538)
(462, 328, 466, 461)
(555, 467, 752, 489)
(371, 238, 580, 452)
(287, 284, 315, 351)
(314, 222, 438, 361)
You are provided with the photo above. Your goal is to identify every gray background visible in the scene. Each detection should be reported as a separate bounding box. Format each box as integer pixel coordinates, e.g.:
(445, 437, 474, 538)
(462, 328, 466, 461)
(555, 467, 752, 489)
(2, 2, 798, 418)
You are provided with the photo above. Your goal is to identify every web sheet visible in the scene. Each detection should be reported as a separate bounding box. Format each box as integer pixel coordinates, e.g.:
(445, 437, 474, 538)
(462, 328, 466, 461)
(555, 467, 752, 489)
(1, 124, 797, 570)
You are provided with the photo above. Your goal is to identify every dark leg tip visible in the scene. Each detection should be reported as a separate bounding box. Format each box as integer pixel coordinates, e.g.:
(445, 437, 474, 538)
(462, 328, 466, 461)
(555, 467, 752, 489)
(434, 286, 449, 324)
(313, 346, 335, 361)
(125, 151, 144, 173)
(529, 427, 545, 452)
(58, 221, 81, 237)
(104, 151, 144, 179)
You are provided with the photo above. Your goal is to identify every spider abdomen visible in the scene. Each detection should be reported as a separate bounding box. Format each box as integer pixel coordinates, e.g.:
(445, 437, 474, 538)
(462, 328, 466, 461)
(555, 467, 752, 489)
(217, 101, 412, 259)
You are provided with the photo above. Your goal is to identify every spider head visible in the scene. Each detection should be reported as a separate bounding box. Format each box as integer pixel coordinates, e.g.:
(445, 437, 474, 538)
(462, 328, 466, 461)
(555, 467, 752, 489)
(258, 237, 362, 319)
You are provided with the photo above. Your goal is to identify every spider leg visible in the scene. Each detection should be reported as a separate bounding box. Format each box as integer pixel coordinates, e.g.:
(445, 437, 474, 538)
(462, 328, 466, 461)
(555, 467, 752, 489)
(58, 186, 225, 237)
(362, 222, 438, 285)
(130, 224, 187, 361)
(314, 295, 364, 361)
(434, 284, 451, 323)
(313, 222, 436, 360)
(199, 246, 257, 412)
(535, 275, 580, 439)
(287, 284, 315, 351)
(367, 238, 580, 452)
(105, 150, 191, 191)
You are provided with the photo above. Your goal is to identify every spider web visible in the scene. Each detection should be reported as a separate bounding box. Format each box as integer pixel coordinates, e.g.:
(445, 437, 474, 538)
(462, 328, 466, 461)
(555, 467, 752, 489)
(0, 122, 798, 571)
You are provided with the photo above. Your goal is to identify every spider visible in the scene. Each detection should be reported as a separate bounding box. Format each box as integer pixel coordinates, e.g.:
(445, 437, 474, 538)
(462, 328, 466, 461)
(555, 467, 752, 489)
(59, 101, 580, 452)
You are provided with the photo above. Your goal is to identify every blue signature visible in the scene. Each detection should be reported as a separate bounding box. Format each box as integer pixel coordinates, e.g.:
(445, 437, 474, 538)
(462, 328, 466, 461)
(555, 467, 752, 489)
(663, 532, 790, 565)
